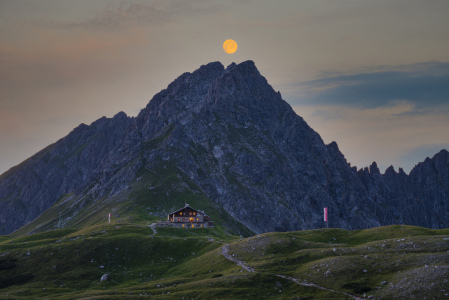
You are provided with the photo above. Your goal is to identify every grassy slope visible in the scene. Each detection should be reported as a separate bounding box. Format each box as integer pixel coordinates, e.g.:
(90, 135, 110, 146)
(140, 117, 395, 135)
(11, 161, 254, 239)
(0, 225, 448, 299)
(229, 225, 449, 299)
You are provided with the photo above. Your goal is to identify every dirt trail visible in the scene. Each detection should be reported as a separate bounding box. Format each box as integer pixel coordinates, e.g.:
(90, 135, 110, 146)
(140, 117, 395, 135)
(221, 244, 255, 272)
(221, 244, 364, 300)
(148, 223, 157, 235)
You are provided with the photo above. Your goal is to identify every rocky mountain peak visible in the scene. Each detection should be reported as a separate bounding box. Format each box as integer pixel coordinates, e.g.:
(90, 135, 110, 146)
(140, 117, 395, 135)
(113, 111, 128, 120)
(219, 60, 277, 98)
(434, 149, 449, 166)
(224, 60, 259, 76)
(0, 60, 448, 235)
(369, 161, 381, 175)
(200, 60, 291, 138)
(384, 165, 396, 176)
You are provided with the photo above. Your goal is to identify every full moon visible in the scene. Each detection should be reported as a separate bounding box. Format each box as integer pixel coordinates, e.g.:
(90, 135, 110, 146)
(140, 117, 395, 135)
(223, 39, 237, 54)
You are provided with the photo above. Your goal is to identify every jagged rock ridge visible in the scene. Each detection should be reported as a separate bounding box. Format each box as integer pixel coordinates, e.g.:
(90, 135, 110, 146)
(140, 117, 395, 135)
(0, 61, 448, 234)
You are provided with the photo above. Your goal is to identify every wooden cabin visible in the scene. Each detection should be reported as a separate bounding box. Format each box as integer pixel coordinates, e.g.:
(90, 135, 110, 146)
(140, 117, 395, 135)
(158, 204, 213, 228)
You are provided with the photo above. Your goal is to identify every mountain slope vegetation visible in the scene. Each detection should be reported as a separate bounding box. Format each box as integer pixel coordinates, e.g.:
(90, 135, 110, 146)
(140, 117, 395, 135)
(1, 224, 448, 299)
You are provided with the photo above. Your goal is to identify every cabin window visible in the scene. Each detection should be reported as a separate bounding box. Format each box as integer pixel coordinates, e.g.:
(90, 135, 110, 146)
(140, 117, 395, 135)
(182, 224, 185, 228)
(178, 218, 180, 221)
(196, 218, 199, 221)
(201, 225, 203, 228)
(180, 212, 182, 215)
(191, 224, 195, 228)
(189, 212, 192, 215)
(193, 212, 196, 215)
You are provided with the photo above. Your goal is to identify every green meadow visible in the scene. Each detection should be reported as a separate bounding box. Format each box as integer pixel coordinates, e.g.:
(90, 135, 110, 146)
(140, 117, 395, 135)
(1, 224, 448, 299)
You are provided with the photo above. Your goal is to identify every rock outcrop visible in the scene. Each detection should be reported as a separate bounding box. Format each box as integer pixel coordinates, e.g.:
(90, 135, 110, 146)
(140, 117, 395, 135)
(0, 61, 448, 234)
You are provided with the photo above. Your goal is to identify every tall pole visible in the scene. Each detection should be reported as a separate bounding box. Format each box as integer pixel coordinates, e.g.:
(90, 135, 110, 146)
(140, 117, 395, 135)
(324, 207, 328, 228)
(109, 213, 111, 224)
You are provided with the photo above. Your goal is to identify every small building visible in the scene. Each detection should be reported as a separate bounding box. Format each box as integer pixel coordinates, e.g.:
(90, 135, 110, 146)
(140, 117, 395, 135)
(156, 204, 214, 228)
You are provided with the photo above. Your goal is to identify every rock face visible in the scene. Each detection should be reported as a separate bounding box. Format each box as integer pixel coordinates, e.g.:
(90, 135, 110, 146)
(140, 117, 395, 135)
(1, 60, 448, 234)
(0, 112, 132, 234)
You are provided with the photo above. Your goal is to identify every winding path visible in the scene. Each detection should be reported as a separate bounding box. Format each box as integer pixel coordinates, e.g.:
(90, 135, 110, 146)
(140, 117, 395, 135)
(221, 244, 255, 273)
(221, 244, 364, 300)
(148, 223, 157, 235)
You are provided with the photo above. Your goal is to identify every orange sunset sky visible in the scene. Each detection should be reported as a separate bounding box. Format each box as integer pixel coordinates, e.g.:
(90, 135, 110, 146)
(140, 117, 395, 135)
(1, 0, 449, 175)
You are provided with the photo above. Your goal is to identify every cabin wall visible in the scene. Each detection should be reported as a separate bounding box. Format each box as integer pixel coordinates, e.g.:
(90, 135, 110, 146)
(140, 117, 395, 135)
(155, 221, 213, 228)
(172, 213, 204, 223)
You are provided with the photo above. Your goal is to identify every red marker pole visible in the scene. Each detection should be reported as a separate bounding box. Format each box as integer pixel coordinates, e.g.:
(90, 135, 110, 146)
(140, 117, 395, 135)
(109, 213, 111, 224)
(324, 207, 328, 228)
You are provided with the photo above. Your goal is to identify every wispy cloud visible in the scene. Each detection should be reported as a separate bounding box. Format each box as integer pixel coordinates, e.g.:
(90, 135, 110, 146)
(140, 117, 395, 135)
(34, 2, 169, 32)
(31, 0, 226, 32)
(288, 61, 449, 109)
(285, 61, 449, 173)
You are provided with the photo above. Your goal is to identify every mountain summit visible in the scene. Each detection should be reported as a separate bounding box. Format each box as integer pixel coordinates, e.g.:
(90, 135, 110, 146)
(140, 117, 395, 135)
(1, 61, 448, 235)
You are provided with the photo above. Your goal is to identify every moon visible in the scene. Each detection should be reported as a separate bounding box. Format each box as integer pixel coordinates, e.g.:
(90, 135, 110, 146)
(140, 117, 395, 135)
(223, 39, 237, 54)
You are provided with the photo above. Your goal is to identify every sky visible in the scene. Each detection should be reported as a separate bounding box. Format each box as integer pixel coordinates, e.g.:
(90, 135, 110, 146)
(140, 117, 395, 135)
(1, 0, 449, 175)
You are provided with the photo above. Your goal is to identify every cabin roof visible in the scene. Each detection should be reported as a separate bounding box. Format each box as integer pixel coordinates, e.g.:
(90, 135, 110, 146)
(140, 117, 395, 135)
(169, 204, 209, 217)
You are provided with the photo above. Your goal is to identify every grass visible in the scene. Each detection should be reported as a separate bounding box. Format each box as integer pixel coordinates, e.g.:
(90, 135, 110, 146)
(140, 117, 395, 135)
(11, 157, 255, 239)
(0, 223, 233, 299)
(0, 224, 448, 299)
(226, 225, 449, 299)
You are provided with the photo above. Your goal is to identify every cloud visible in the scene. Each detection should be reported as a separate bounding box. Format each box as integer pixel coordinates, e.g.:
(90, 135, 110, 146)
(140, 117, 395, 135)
(31, 0, 226, 32)
(288, 61, 449, 109)
(33, 2, 169, 32)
